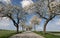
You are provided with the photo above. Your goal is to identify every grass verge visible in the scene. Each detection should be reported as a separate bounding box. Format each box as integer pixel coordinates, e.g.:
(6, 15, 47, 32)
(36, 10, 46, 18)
(0, 30, 23, 38)
(33, 31, 60, 38)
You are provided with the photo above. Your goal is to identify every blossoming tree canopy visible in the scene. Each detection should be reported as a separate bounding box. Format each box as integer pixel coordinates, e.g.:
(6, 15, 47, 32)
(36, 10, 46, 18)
(49, 1, 60, 13)
(30, 15, 41, 25)
(0, 0, 11, 4)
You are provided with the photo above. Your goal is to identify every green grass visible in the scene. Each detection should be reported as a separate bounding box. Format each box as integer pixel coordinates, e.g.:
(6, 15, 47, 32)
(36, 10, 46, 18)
(0, 30, 23, 38)
(0, 30, 16, 38)
(50, 32, 60, 34)
(33, 31, 60, 38)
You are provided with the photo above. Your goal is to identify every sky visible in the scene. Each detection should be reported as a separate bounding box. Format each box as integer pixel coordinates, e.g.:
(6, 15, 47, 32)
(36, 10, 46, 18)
(0, 0, 60, 31)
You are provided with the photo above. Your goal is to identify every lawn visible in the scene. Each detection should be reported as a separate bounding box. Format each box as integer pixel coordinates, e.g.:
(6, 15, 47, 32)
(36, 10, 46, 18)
(33, 31, 60, 38)
(50, 32, 60, 36)
(0, 30, 23, 38)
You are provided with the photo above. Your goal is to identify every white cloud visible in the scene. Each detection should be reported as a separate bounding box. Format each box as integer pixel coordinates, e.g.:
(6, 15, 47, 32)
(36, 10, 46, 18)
(0, 17, 10, 26)
(36, 26, 43, 31)
(0, 17, 16, 30)
(21, 0, 34, 8)
(0, 22, 9, 26)
(46, 18, 60, 31)
(56, 19, 60, 25)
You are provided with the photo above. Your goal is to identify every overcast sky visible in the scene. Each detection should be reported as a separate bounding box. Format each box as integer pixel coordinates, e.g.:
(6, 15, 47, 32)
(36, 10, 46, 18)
(0, 0, 60, 31)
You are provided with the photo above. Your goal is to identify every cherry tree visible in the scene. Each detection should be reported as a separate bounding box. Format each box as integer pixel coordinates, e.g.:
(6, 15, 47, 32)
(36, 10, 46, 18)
(30, 15, 41, 31)
(0, 2, 27, 33)
(23, 0, 60, 34)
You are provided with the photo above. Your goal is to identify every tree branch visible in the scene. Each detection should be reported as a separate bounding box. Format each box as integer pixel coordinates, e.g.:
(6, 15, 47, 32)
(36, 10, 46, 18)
(36, 12, 48, 20)
(7, 14, 17, 27)
(17, 13, 19, 24)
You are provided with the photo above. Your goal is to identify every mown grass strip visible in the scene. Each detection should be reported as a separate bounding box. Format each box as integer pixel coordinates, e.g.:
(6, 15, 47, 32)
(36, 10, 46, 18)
(33, 31, 60, 38)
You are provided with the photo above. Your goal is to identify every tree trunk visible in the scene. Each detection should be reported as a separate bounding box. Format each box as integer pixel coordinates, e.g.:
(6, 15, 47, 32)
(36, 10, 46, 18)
(16, 24, 19, 33)
(43, 20, 50, 34)
(34, 25, 36, 31)
(22, 26, 24, 31)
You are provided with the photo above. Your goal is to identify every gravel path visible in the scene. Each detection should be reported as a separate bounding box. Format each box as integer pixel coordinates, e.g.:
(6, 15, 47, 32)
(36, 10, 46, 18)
(10, 32, 44, 38)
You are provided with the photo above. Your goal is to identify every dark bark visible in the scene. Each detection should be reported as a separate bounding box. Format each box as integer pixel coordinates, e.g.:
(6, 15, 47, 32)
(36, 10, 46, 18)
(36, 12, 48, 20)
(16, 24, 19, 33)
(43, 19, 50, 34)
(43, 15, 56, 34)
(7, 14, 17, 27)
(7, 14, 19, 33)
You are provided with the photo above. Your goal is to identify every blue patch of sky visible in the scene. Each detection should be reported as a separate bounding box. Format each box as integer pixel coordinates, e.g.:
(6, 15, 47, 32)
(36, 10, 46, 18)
(11, 0, 22, 6)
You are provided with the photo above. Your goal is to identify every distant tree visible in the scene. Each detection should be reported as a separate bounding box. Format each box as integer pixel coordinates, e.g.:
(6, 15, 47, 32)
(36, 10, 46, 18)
(28, 25, 32, 31)
(26, 25, 32, 31)
(20, 20, 26, 31)
(30, 15, 41, 31)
